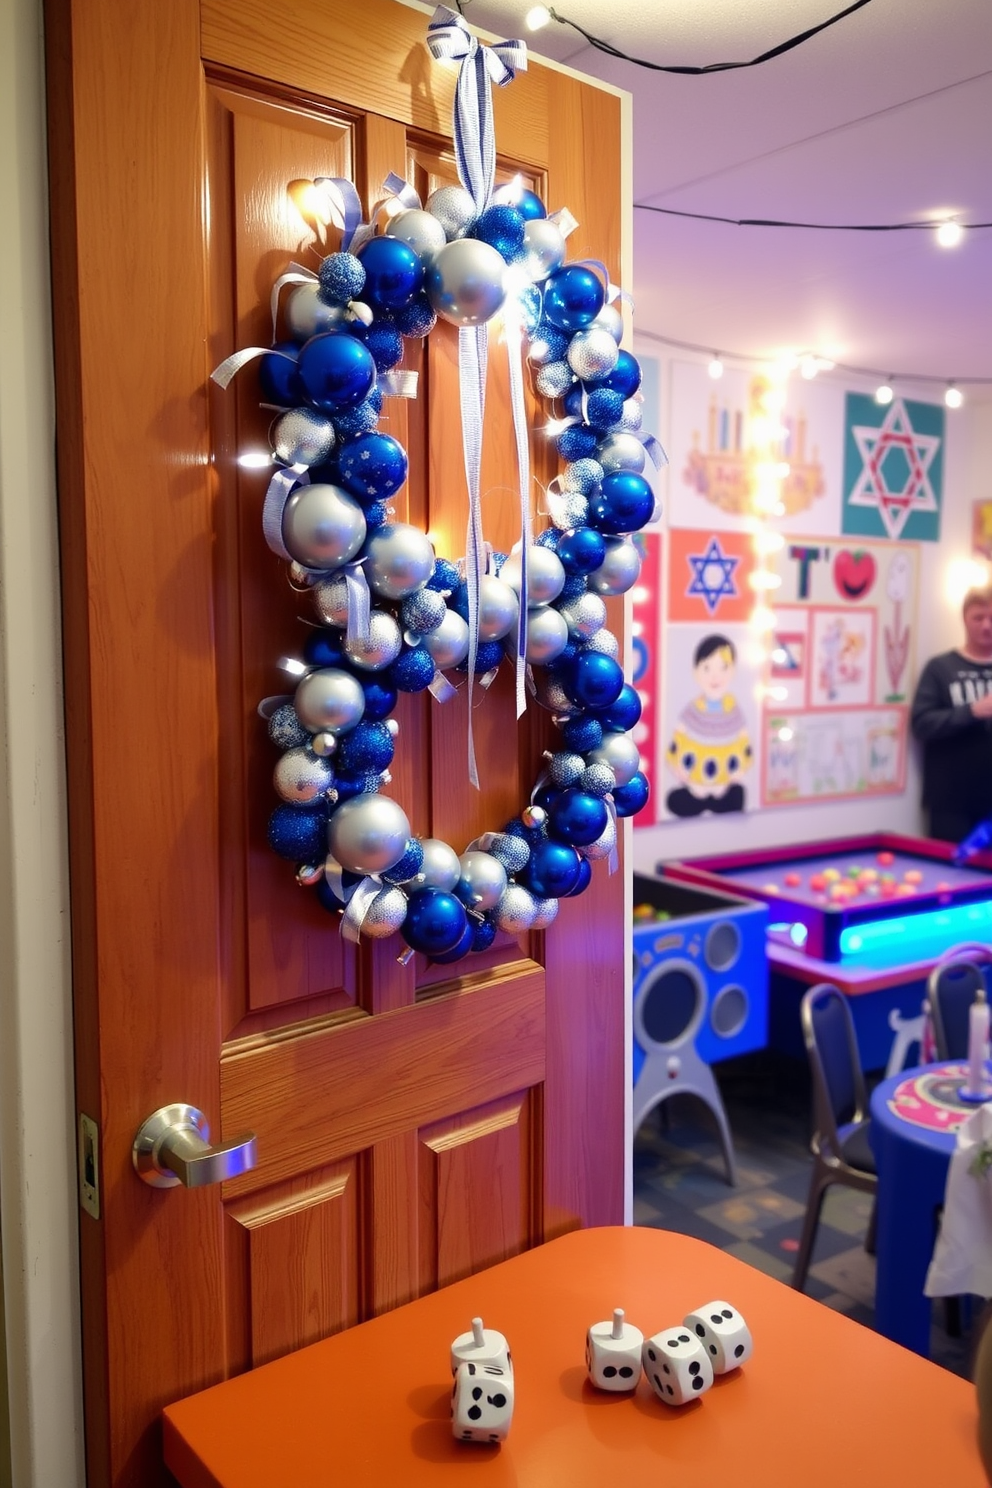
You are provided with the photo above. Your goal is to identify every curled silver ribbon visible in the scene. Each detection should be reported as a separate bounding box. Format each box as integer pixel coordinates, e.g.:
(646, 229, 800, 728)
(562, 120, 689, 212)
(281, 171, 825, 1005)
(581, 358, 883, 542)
(261, 464, 309, 561)
(341, 559, 372, 646)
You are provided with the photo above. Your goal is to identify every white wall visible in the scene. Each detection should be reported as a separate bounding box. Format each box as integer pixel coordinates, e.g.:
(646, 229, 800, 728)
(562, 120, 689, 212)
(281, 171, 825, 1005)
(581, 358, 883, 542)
(632, 341, 992, 873)
(0, 0, 85, 1481)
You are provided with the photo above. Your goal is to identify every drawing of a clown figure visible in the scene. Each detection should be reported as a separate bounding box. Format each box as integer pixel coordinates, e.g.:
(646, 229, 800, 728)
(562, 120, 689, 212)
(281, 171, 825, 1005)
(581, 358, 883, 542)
(666, 634, 752, 817)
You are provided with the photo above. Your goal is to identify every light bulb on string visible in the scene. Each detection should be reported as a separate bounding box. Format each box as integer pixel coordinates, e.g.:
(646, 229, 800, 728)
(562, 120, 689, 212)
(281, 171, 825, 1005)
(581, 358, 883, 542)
(945, 384, 964, 409)
(875, 381, 894, 406)
(936, 220, 964, 249)
(526, 5, 552, 28)
(708, 354, 724, 380)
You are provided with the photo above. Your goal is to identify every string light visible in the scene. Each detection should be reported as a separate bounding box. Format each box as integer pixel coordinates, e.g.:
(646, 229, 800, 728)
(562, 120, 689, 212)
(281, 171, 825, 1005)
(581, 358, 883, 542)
(945, 384, 964, 409)
(708, 354, 724, 380)
(525, 5, 552, 29)
(635, 201, 992, 237)
(936, 220, 965, 249)
(875, 381, 894, 405)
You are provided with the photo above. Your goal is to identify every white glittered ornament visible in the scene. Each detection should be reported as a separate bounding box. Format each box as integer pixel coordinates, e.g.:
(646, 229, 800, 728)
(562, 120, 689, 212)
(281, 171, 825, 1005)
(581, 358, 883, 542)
(580, 812, 617, 862)
(549, 751, 586, 788)
(313, 575, 350, 628)
(531, 897, 560, 930)
(272, 407, 336, 467)
(584, 628, 619, 659)
(559, 592, 607, 640)
(425, 184, 477, 240)
(534, 361, 574, 399)
(567, 328, 619, 381)
(342, 612, 403, 671)
(496, 884, 538, 934)
(362, 886, 409, 938)
(273, 747, 335, 804)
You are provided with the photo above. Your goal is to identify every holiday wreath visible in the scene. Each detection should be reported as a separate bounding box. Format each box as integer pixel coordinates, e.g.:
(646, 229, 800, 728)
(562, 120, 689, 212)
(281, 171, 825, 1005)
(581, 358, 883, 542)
(212, 6, 663, 965)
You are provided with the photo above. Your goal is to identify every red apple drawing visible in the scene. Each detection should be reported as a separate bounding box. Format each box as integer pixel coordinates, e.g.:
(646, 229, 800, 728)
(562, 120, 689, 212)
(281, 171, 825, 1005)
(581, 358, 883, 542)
(834, 549, 876, 600)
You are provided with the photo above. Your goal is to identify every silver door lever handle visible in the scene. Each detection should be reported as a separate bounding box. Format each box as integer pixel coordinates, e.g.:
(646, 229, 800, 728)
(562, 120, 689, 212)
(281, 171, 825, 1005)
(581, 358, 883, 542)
(132, 1103, 257, 1189)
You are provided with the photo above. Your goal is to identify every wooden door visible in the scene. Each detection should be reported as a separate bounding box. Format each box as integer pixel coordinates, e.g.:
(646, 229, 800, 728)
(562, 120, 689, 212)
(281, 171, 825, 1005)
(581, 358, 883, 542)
(45, 1, 627, 1483)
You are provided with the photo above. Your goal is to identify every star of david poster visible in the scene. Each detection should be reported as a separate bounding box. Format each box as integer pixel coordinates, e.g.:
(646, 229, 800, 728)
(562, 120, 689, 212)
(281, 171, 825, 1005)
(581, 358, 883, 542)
(668, 529, 754, 623)
(842, 393, 944, 542)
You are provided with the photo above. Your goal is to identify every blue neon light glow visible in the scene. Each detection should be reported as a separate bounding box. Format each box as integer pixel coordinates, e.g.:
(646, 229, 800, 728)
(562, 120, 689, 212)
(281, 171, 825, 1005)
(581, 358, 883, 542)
(839, 900, 992, 956)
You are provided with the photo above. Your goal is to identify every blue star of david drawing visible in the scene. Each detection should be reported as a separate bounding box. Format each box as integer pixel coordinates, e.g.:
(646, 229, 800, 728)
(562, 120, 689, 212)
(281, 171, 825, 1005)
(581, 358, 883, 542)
(686, 537, 739, 613)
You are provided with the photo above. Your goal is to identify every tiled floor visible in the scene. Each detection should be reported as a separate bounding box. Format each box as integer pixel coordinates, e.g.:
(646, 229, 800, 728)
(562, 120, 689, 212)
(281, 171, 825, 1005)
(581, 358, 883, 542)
(632, 1049, 974, 1376)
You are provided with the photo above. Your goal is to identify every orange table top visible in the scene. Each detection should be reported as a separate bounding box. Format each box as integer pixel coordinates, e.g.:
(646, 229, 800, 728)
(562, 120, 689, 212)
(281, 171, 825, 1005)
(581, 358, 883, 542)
(163, 1226, 985, 1488)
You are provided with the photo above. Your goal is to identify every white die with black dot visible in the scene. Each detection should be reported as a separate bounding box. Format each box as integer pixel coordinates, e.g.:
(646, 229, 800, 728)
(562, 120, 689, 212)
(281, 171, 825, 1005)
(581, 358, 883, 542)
(451, 1360, 514, 1444)
(450, 1316, 511, 1376)
(642, 1326, 714, 1405)
(683, 1300, 752, 1373)
(585, 1307, 643, 1392)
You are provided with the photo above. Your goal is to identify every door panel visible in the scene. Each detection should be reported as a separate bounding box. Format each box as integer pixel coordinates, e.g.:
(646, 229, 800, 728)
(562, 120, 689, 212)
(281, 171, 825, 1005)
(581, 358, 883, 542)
(45, 1, 627, 1483)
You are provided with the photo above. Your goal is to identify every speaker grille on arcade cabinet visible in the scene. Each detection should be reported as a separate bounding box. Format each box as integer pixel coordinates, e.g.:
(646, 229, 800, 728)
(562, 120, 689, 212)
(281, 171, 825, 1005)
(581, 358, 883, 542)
(704, 919, 741, 973)
(710, 984, 749, 1040)
(638, 963, 704, 1048)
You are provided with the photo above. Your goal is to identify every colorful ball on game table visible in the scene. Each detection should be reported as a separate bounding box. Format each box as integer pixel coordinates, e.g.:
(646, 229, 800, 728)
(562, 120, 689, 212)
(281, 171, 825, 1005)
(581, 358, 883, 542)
(783, 872, 802, 888)
(877, 851, 894, 866)
(542, 265, 606, 333)
(356, 236, 425, 312)
(809, 873, 826, 891)
(401, 888, 469, 956)
(297, 332, 377, 412)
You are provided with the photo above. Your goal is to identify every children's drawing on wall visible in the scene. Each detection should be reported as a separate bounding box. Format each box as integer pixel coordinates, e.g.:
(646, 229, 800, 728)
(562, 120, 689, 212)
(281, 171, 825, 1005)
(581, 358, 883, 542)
(666, 634, 753, 817)
(884, 551, 912, 700)
(973, 500, 992, 561)
(811, 610, 874, 707)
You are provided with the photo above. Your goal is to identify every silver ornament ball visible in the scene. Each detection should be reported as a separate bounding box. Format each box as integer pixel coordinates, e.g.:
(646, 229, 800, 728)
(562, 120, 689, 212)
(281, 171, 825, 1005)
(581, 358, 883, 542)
(273, 747, 335, 804)
(273, 407, 337, 467)
(282, 483, 366, 571)
(534, 360, 574, 400)
(519, 217, 566, 282)
(425, 184, 477, 241)
(362, 886, 410, 938)
(588, 537, 643, 597)
(531, 897, 559, 930)
(424, 609, 470, 669)
(478, 576, 519, 642)
(550, 493, 588, 531)
(619, 397, 643, 431)
(496, 884, 538, 934)
(313, 574, 350, 628)
(548, 751, 586, 788)
(457, 851, 508, 911)
(285, 282, 347, 341)
(580, 812, 617, 862)
(425, 239, 507, 327)
(533, 668, 580, 715)
(559, 592, 607, 641)
(566, 328, 619, 382)
(589, 302, 624, 342)
(328, 794, 412, 875)
(384, 208, 448, 261)
(412, 838, 462, 893)
(311, 731, 338, 758)
(342, 612, 403, 672)
(486, 832, 530, 874)
(499, 546, 565, 607)
(365, 523, 435, 600)
(561, 458, 604, 495)
(294, 667, 366, 735)
(296, 863, 325, 887)
(579, 762, 616, 797)
(597, 432, 645, 475)
(521, 804, 546, 830)
(588, 732, 641, 788)
(401, 588, 447, 635)
(523, 605, 569, 665)
(584, 628, 619, 658)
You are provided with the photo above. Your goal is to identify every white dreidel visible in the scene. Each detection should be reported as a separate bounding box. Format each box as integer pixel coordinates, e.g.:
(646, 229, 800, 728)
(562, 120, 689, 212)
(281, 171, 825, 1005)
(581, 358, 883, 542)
(450, 1316, 512, 1376)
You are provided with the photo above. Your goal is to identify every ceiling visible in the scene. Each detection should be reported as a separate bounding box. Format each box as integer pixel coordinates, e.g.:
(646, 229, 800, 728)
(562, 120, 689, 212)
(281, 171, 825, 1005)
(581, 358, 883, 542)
(456, 0, 992, 401)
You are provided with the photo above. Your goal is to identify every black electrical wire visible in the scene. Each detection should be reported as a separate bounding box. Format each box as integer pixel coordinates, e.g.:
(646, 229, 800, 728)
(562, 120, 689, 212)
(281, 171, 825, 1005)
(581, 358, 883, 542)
(638, 331, 992, 386)
(634, 202, 992, 233)
(545, 0, 875, 74)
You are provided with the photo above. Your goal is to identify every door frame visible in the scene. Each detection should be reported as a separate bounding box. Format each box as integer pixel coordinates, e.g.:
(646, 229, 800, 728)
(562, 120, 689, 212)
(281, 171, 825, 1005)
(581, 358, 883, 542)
(0, 2, 633, 1484)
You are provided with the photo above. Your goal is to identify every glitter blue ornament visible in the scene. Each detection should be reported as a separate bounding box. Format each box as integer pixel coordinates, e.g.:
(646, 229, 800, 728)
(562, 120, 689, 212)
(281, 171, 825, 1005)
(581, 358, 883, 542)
(393, 295, 437, 338)
(427, 558, 460, 594)
(458, 639, 502, 674)
(594, 683, 642, 733)
(268, 703, 310, 750)
(401, 589, 447, 634)
(473, 204, 526, 263)
(542, 265, 606, 333)
(564, 855, 593, 896)
(471, 915, 499, 953)
(360, 678, 398, 721)
(381, 838, 424, 884)
(562, 714, 600, 749)
(504, 815, 545, 848)
(565, 651, 624, 710)
(556, 426, 597, 462)
(361, 323, 404, 372)
(259, 341, 300, 404)
(335, 720, 395, 775)
(332, 771, 383, 802)
(613, 771, 649, 817)
(547, 789, 608, 847)
(559, 575, 588, 602)
(487, 833, 530, 872)
(401, 889, 469, 956)
(535, 529, 560, 551)
(557, 527, 606, 576)
(332, 396, 381, 439)
(584, 388, 625, 431)
(427, 920, 476, 964)
(449, 582, 470, 621)
(389, 646, 436, 692)
(520, 839, 582, 897)
(364, 502, 388, 529)
(356, 237, 425, 312)
(337, 432, 409, 501)
(586, 348, 641, 399)
(268, 801, 328, 861)
(587, 471, 654, 534)
(297, 331, 377, 413)
(317, 252, 366, 305)
(530, 323, 569, 365)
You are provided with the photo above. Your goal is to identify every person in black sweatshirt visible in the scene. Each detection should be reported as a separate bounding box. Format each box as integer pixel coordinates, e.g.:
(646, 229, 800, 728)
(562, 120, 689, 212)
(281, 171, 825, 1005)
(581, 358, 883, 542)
(910, 585, 992, 843)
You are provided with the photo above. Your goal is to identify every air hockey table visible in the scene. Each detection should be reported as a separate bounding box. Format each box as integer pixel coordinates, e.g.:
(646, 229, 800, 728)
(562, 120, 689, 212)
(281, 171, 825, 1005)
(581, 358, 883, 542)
(664, 832, 992, 1069)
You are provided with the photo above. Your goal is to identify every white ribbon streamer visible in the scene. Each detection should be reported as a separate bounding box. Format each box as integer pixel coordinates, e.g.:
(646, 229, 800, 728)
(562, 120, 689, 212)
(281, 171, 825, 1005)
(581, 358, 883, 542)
(503, 296, 533, 720)
(261, 464, 308, 561)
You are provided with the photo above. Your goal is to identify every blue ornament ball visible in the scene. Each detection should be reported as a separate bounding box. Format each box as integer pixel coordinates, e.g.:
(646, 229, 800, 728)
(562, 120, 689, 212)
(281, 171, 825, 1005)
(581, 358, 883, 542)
(363, 501, 389, 529)
(268, 802, 328, 861)
(530, 322, 569, 364)
(521, 839, 582, 897)
(315, 873, 346, 914)
(401, 888, 469, 956)
(517, 189, 546, 221)
(559, 575, 588, 602)
(332, 771, 382, 802)
(556, 425, 597, 462)
(535, 528, 560, 551)
(561, 715, 603, 754)
(427, 558, 460, 594)
(427, 920, 476, 964)
(393, 294, 438, 338)
(389, 646, 436, 692)
(587, 471, 654, 534)
(449, 582, 470, 621)
(360, 678, 398, 720)
(356, 236, 425, 312)
(613, 771, 649, 817)
(565, 651, 625, 710)
(519, 284, 542, 334)
(335, 720, 395, 775)
(317, 252, 366, 305)
(337, 432, 409, 502)
(547, 788, 609, 847)
(381, 838, 425, 884)
(504, 816, 546, 848)
(471, 915, 499, 953)
(584, 387, 625, 431)
(595, 682, 642, 732)
(268, 703, 310, 749)
(587, 348, 641, 400)
(259, 341, 300, 404)
(460, 639, 502, 673)
(332, 396, 381, 439)
(473, 204, 526, 263)
(303, 629, 348, 669)
(362, 323, 404, 372)
(561, 383, 585, 420)
(557, 526, 607, 576)
(297, 331, 377, 413)
(542, 266, 606, 333)
(564, 855, 593, 897)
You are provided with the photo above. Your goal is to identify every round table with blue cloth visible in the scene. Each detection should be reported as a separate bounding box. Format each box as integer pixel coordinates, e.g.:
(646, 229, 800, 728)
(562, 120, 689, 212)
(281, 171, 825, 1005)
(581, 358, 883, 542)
(870, 1061, 978, 1356)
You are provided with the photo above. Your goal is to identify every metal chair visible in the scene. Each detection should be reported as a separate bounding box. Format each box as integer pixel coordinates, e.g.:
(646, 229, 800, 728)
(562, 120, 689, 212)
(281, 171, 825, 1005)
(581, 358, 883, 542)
(792, 982, 878, 1292)
(928, 942, 992, 1060)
